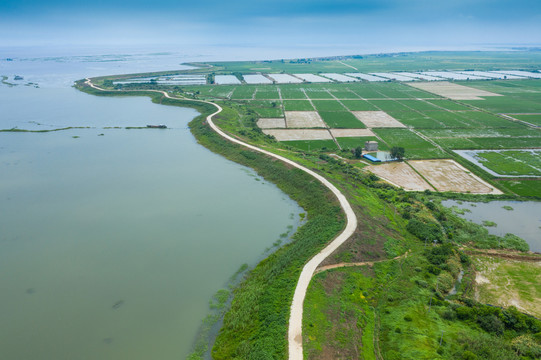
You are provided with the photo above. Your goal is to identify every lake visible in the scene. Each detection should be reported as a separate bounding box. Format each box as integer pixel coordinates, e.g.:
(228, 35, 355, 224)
(0, 54, 301, 359)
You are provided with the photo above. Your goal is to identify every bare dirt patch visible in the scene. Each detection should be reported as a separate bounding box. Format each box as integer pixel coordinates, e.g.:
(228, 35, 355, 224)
(352, 111, 406, 128)
(474, 256, 541, 318)
(408, 81, 502, 100)
(410, 159, 503, 194)
(256, 118, 286, 129)
(262, 129, 332, 141)
(366, 162, 435, 191)
(285, 111, 327, 128)
(329, 129, 375, 138)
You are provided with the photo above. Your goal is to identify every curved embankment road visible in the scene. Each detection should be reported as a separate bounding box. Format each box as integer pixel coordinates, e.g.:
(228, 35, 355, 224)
(84, 79, 358, 359)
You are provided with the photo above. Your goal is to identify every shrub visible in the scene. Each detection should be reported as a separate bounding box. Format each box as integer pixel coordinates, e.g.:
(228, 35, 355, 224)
(456, 306, 474, 320)
(478, 314, 505, 335)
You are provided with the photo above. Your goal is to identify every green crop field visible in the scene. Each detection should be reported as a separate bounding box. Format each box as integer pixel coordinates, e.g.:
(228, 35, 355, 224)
(283, 100, 314, 111)
(372, 128, 447, 159)
(312, 100, 347, 112)
(475, 150, 541, 176)
(318, 111, 366, 128)
(105, 51, 541, 195)
(340, 100, 379, 111)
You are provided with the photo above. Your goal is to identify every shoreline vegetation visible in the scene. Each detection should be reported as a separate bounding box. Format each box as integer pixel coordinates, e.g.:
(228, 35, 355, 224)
(74, 51, 541, 359)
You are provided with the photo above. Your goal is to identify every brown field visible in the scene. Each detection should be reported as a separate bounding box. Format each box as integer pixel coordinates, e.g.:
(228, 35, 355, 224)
(408, 81, 502, 100)
(329, 129, 375, 138)
(257, 118, 286, 129)
(285, 111, 327, 128)
(366, 159, 502, 194)
(365, 162, 435, 191)
(262, 129, 332, 141)
(410, 159, 503, 194)
(352, 111, 406, 128)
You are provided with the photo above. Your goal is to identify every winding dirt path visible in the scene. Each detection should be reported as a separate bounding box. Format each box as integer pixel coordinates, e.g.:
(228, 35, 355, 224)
(315, 250, 410, 274)
(83, 78, 357, 359)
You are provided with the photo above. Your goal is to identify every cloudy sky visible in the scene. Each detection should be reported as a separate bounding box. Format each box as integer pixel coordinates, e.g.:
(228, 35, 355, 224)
(1, 0, 540, 55)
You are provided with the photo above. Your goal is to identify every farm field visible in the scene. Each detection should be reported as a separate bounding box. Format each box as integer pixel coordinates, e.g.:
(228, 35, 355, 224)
(455, 149, 541, 177)
(220, 78, 540, 195)
(102, 53, 541, 196)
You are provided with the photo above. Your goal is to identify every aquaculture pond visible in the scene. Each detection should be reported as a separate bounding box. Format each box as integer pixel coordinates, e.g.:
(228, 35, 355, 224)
(442, 200, 541, 253)
(0, 56, 301, 359)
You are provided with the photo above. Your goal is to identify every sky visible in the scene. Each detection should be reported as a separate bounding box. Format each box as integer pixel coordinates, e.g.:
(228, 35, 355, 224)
(1, 0, 541, 57)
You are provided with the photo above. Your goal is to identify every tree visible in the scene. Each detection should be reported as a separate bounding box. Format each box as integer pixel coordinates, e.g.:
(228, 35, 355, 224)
(390, 146, 405, 161)
(353, 146, 363, 159)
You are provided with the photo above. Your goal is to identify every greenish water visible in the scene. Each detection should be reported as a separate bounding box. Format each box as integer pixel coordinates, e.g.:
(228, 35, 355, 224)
(442, 200, 541, 252)
(0, 87, 301, 359)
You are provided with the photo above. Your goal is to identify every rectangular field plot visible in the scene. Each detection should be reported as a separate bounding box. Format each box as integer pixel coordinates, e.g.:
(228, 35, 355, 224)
(373, 128, 446, 159)
(283, 100, 314, 111)
(243, 74, 273, 84)
(285, 111, 326, 128)
(293, 74, 333, 83)
(256, 118, 286, 129)
(262, 129, 332, 141)
(247, 101, 284, 118)
(409, 160, 502, 194)
(352, 111, 406, 128)
(462, 96, 541, 114)
(366, 162, 435, 192)
(345, 73, 388, 81)
(370, 72, 418, 81)
(312, 100, 347, 112)
(304, 89, 334, 99)
(284, 139, 338, 151)
(254, 88, 280, 100)
(336, 136, 388, 150)
(327, 90, 360, 99)
(456, 71, 503, 80)
(280, 87, 307, 99)
(426, 99, 473, 111)
(408, 81, 502, 100)
(321, 73, 360, 82)
(231, 86, 256, 99)
(497, 179, 541, 198)
(492, 71, 541, 79)
(266, 74, 303, 84)
(368, 100, 412, 112)
(319, 111, 366, 129)
(455, 149, 541, 177)
(457, 111, 524, 128)
(399, 72, 443, 81)
(329, 129, 375, 138)
(341, 100, 379, 111)
(386, 111, 447, 129)
(419, 71, 486, 80)
(215, 75, 241, 84)
(397, 100, 441, 111)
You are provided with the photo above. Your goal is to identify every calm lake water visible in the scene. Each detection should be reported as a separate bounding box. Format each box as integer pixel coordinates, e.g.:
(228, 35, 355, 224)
(0, 54, 301, 359)
(442, 200, 541, 253)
